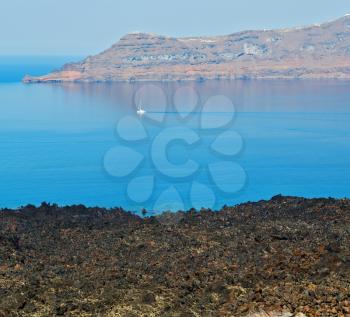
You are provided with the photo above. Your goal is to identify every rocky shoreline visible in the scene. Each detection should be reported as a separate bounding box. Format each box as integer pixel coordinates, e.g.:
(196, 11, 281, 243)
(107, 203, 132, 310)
(1, 196, 350, 316)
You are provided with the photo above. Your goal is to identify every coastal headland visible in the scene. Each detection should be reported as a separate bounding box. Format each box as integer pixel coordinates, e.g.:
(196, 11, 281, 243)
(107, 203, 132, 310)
(23, 16, 350, 83)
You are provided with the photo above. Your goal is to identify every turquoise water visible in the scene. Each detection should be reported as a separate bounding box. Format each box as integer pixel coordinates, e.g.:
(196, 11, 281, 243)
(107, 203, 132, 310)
(1, 58, 350, 211)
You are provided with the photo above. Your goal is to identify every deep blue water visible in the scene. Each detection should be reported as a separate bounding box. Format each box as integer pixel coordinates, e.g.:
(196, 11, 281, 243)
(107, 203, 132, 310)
(1, 57, 350, 211)
(0, 56, 83, 82)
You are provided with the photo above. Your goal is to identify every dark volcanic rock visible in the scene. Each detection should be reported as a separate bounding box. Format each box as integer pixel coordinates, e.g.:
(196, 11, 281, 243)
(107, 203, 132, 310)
(0, 197, 350, 316)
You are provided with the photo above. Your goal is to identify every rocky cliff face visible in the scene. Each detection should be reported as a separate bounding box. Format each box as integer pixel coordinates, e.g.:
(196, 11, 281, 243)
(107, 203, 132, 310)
(24, 15, 350, 82)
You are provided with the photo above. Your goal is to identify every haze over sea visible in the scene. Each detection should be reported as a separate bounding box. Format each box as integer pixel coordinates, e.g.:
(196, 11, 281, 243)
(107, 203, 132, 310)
(1, 57, 350, 212)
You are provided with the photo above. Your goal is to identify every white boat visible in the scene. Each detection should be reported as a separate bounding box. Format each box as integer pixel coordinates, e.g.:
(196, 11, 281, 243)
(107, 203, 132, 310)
(136, 102, 146, 115)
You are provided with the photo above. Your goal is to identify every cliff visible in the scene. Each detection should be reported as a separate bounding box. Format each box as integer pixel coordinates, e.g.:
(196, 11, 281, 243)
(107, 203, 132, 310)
(24, 15, 350, 83)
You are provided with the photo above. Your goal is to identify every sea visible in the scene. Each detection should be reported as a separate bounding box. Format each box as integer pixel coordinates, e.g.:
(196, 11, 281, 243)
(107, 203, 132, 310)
(1, 56, 350, 212)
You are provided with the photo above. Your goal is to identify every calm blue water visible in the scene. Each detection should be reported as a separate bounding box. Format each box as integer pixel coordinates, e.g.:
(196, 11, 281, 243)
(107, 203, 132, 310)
(0, 56, 83, 83)
(1, 57, 350, 211)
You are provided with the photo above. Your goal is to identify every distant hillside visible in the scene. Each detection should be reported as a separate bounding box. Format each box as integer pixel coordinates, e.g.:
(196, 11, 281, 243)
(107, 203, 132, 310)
(24, 15, 350, 82)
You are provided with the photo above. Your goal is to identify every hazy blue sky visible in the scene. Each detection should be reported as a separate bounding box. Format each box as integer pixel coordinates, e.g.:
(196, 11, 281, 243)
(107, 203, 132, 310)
(1, 0, 350, 55)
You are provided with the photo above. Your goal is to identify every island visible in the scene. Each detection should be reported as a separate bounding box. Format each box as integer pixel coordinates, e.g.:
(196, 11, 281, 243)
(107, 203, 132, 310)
(23, 15, 350, 83)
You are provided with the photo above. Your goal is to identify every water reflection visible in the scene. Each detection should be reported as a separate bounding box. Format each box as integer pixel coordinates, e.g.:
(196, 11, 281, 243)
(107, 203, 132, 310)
(1, 80, 350, 210)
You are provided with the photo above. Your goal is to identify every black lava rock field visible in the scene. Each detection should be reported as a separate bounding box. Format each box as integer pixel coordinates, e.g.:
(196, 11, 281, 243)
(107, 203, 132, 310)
(0, 196, 350, 316)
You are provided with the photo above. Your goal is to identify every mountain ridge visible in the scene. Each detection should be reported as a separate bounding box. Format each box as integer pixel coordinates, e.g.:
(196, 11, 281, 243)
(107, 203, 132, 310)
(23, 15, 350, 83)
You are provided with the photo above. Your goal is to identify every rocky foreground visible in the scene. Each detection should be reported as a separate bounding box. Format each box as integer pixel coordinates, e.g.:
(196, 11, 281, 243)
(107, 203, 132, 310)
(0, 196, 350, 316)
(24, 15, 350, 83)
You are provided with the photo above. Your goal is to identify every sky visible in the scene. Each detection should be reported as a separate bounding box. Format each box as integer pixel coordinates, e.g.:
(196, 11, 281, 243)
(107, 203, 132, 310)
(1, 0, 350, 56)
